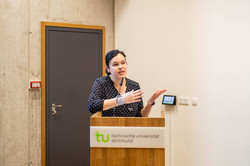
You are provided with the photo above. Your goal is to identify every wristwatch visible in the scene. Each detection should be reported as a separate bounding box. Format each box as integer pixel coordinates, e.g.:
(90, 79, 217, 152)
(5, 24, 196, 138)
(148, 101, 155, 106)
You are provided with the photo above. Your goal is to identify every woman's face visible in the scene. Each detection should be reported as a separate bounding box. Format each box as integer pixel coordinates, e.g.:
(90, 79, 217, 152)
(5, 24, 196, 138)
(107, 53, 127, 79)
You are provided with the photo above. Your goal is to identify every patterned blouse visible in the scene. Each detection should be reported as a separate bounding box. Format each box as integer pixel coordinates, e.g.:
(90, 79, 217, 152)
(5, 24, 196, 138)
(88, 76, 143, 117)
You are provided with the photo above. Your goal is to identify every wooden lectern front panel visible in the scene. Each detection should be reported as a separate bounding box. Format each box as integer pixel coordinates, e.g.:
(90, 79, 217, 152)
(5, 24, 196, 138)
(90, 148, 164, 166)
(90, 112, 165, 166)
(90, 112, 165, 127)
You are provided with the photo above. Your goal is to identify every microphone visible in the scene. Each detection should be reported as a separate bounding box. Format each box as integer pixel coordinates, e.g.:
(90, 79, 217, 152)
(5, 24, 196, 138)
(113, 77, 124, 116)
(120, 77, 124, 86)
(118, 77, 124, 92)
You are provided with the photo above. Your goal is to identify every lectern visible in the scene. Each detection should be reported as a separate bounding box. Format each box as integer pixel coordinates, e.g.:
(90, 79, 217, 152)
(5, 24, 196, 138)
(90, 112, 165, 166)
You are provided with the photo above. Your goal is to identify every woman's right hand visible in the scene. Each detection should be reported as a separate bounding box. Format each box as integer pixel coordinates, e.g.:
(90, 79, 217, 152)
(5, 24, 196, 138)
(124, 89, 144, 104)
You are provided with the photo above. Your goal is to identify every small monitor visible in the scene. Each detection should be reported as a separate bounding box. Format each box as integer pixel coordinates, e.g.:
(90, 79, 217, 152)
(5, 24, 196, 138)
(162, 95, 176, 105)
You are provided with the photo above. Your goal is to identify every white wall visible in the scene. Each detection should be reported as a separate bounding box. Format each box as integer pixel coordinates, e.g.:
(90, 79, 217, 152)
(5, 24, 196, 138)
(115, 0, 250, 166)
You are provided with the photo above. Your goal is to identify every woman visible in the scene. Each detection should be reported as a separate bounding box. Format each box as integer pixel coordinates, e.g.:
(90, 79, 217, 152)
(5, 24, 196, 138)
(88, 50, 167, 117)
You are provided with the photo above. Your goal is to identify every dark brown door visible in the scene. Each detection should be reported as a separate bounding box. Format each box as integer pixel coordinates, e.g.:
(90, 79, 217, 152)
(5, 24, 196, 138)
(45, 25, 103, 166)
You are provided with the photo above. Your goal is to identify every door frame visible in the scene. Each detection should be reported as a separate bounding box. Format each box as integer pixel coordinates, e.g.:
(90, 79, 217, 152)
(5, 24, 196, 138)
(41, 22, 105, 166)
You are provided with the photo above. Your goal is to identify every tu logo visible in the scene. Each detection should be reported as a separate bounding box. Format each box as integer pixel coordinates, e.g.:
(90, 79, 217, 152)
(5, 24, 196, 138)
(96, 131, 109, 142)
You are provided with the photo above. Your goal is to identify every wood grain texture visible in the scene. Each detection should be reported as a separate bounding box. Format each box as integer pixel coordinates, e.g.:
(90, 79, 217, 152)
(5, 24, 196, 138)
(90, 112, 165, 166)
(90, 148, 165, 166)
(41, 22, 46, 166)
(90, 111, 165, 127)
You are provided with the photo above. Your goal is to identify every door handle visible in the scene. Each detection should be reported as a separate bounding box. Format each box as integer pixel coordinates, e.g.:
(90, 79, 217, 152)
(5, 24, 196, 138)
(52, 104, 63, 115)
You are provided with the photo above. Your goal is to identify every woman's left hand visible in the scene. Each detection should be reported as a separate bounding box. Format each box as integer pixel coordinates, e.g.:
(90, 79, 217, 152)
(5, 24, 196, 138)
(148, 89, 167, 104)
